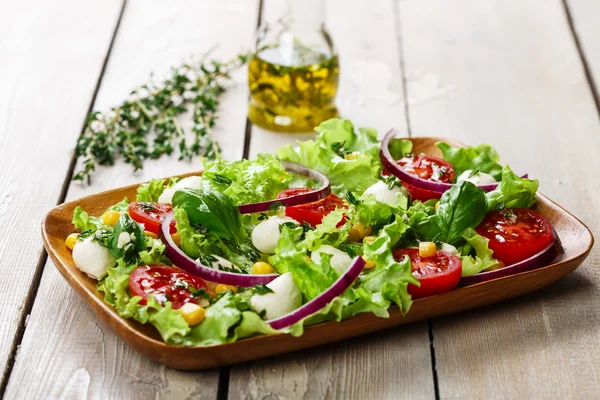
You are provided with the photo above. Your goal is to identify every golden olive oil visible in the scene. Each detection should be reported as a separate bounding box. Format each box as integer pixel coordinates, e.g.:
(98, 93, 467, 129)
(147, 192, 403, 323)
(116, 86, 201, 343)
(248, 45, 340, 132)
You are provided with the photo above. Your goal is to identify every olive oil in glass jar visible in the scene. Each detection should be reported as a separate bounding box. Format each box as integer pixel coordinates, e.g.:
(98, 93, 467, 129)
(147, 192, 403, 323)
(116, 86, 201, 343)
(248, 0, 339, 132)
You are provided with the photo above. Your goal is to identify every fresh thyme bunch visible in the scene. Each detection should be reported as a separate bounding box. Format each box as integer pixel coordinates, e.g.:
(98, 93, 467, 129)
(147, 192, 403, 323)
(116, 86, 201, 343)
(73, 53, 249, 184)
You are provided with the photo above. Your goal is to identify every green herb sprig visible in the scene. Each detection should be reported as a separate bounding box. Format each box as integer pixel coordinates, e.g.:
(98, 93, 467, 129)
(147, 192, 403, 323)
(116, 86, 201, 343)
(73, 52, 249, 184)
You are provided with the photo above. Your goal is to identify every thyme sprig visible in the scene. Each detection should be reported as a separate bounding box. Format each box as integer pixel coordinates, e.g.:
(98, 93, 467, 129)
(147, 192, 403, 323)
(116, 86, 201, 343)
(73, 52, 249, 184)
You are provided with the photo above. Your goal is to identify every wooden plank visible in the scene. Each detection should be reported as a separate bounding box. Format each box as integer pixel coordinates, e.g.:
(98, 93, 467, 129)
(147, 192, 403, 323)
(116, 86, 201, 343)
(4, 0, 259, 398)
(0, 0, 123, 386)
(567, 0, 600, 93)
(397, 0, 600, 397)
(230, 1, 435, 399)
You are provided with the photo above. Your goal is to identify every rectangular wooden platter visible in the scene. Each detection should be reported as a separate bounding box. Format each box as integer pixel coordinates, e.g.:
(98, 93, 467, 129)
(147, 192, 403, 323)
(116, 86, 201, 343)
(41, 139, 594, 371)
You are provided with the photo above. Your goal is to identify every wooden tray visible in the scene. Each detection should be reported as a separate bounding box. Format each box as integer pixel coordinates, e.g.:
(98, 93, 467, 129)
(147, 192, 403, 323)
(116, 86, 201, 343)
(41, 137, 594, 370)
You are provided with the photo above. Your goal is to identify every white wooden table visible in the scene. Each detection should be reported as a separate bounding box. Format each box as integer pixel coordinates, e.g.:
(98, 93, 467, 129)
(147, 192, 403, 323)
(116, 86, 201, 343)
(1, 0, 599, 398)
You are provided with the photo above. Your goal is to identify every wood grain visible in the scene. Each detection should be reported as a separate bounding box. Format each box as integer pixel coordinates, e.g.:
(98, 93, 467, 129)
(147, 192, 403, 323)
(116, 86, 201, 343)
(0, 0, 123, 385)
(238, 0, 435, 398)
(397, 0, 600, 397)
(566, 0, 600, 95)
(35, 138, 591, 372)
(4, 0, 259, 398)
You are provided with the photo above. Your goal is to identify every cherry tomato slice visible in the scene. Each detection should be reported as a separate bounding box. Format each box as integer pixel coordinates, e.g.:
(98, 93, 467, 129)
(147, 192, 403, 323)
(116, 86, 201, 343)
(397, 154, 455, 183)
(129, 265, 208, 309)
(475, 208, 553, 266)
(393, 248, 462, 299)
(400, 181, 443, 202)
(128, 202, 176, 235)
(277, 188, 348, 227)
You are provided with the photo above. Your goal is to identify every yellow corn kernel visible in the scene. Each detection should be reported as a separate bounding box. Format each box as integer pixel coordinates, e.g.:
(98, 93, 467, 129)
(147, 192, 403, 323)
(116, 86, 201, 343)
(363, 236, 377, 245)
(435, 201, 440, 212)
(171, 232, 181, 246)
(252, 261, 275, 274)
(178, 303, 206, 326)
(144, 231, 158, 239)
(362, 257, 377, 269)
(102, 210, 121, 226)
(347, 222, 373, 243)
(419, 242, 437, 258)
(65, 233, 78, 250)
(484, 261, 506, 272)
(215, 284, 238, 294)
(344, 153, 357, 160)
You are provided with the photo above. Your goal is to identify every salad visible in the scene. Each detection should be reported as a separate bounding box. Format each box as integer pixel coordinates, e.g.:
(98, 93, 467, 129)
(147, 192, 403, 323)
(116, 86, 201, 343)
(65, 118, 559, 346)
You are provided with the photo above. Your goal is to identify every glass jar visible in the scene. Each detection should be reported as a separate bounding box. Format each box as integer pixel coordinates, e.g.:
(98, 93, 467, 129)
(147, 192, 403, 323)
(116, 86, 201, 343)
(247, 0, 339, 132)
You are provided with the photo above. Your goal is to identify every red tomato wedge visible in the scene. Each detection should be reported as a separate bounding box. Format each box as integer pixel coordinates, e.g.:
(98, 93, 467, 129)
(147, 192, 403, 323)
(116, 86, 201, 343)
(393, 248, 462, 299)
(400, 181, 443, 202)
(277, 188, 347, 227)
(476, 208, 554, 266)
(128, 202, 176, 235)
(397, 154, 455, 183)
(129, 265, 208, 309)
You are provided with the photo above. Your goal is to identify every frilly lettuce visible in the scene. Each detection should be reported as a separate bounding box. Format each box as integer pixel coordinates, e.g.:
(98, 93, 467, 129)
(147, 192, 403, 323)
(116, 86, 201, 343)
(436, 142, 503, 180)
(201, 154, 291, 204)
(136, 178, 167, 202)
(459, 228, 499, 277)
(277, 118, 381, 196)
(485, 166, 539, 210)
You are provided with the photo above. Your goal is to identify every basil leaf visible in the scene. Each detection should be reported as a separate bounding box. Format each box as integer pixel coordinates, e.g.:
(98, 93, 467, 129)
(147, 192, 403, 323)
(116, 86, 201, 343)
(435, 181, 487, 244)
(109, 213, 144, 263)
(172, 188, 243, 243)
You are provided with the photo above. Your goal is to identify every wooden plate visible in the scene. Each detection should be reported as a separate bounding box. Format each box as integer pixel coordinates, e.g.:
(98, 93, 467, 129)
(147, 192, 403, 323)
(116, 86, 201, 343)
(41, 137, 594, 370)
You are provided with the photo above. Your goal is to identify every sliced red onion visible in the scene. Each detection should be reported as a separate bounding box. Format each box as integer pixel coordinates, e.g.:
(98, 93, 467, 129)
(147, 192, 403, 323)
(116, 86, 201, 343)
(237, 161, 331, 214)
(459, 230, 562, 285)
(380, 129, 527, 193)
(159, 211, 278, 287)
(267, 257, 366, 330)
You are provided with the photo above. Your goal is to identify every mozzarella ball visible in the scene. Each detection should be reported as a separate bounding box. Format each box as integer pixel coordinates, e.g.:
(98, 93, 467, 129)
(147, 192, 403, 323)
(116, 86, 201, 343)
(251, 216, 298, 254)
(157, 176, 202, 204)
(250, 272, 302, 320)
(362, 181, 410, 207)
(72, 237, 116, 280)
(311, 245, 353, 275)
(438, 243, 459, 256)
(457, 170, 496, 185)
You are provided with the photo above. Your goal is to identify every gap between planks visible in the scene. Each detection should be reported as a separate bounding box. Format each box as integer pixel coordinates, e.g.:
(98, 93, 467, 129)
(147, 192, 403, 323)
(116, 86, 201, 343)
(0, 0, 128, 397)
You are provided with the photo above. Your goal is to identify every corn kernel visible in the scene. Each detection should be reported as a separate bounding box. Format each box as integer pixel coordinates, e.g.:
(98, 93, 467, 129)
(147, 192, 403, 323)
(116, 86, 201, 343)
(171, 232, 181, 246)
(419, 242, 437, 258)
(65, 233, 78, 250)
(435, 201, 440, 212)
(215, 284, 238, 294)
(178, 303, 206, 326)
(102, 210, 121, 226)
(484, 261, 506, 272)
(347, 222, 373, 242)
(363, 236, 377, 245)
(252, 261, 275, 274)
(344, 153, 357, 160)
(144, 231, 158, 239)
(362, 257, 377, 269)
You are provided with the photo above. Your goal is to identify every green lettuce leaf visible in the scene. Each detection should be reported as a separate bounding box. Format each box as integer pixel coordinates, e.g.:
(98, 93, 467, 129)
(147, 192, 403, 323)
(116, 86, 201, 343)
(436, 181, 487, 245)
(459, 228, 499, 277)
(72, 206, 103, 231)
(436, 142, 503, 180)
(299, 208, 350, 250)
(277, 118, 381, 196)
(356, 193, 405, 229)
(485, 166, 539, 210)
(201, 154, 291, 204)
(361, 218, 417, 313)
(136, 179, 167, 202)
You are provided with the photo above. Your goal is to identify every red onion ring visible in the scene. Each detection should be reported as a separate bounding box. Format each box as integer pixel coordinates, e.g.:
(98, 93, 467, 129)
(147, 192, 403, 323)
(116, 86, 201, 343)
(267, 256, 366, 330)
(237, 161, 331, 214)
(159, 211, 279, 287)
(459, 230, 562, 285)
(380, 129, 526, 193)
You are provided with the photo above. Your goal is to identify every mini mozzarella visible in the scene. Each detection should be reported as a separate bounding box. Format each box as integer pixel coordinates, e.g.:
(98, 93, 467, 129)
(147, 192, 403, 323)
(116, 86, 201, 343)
(157, 176, 202, 203)
(250, 272, 302, 320)
(457, 170, 496, 185)
(210, 255, 242, 273)
(251, 216, 298, 254)
(438, 243, 459, 256)
(311, 245, 353, 275)
(72, 237, 116, 280)
(362, 181, 410, 207)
